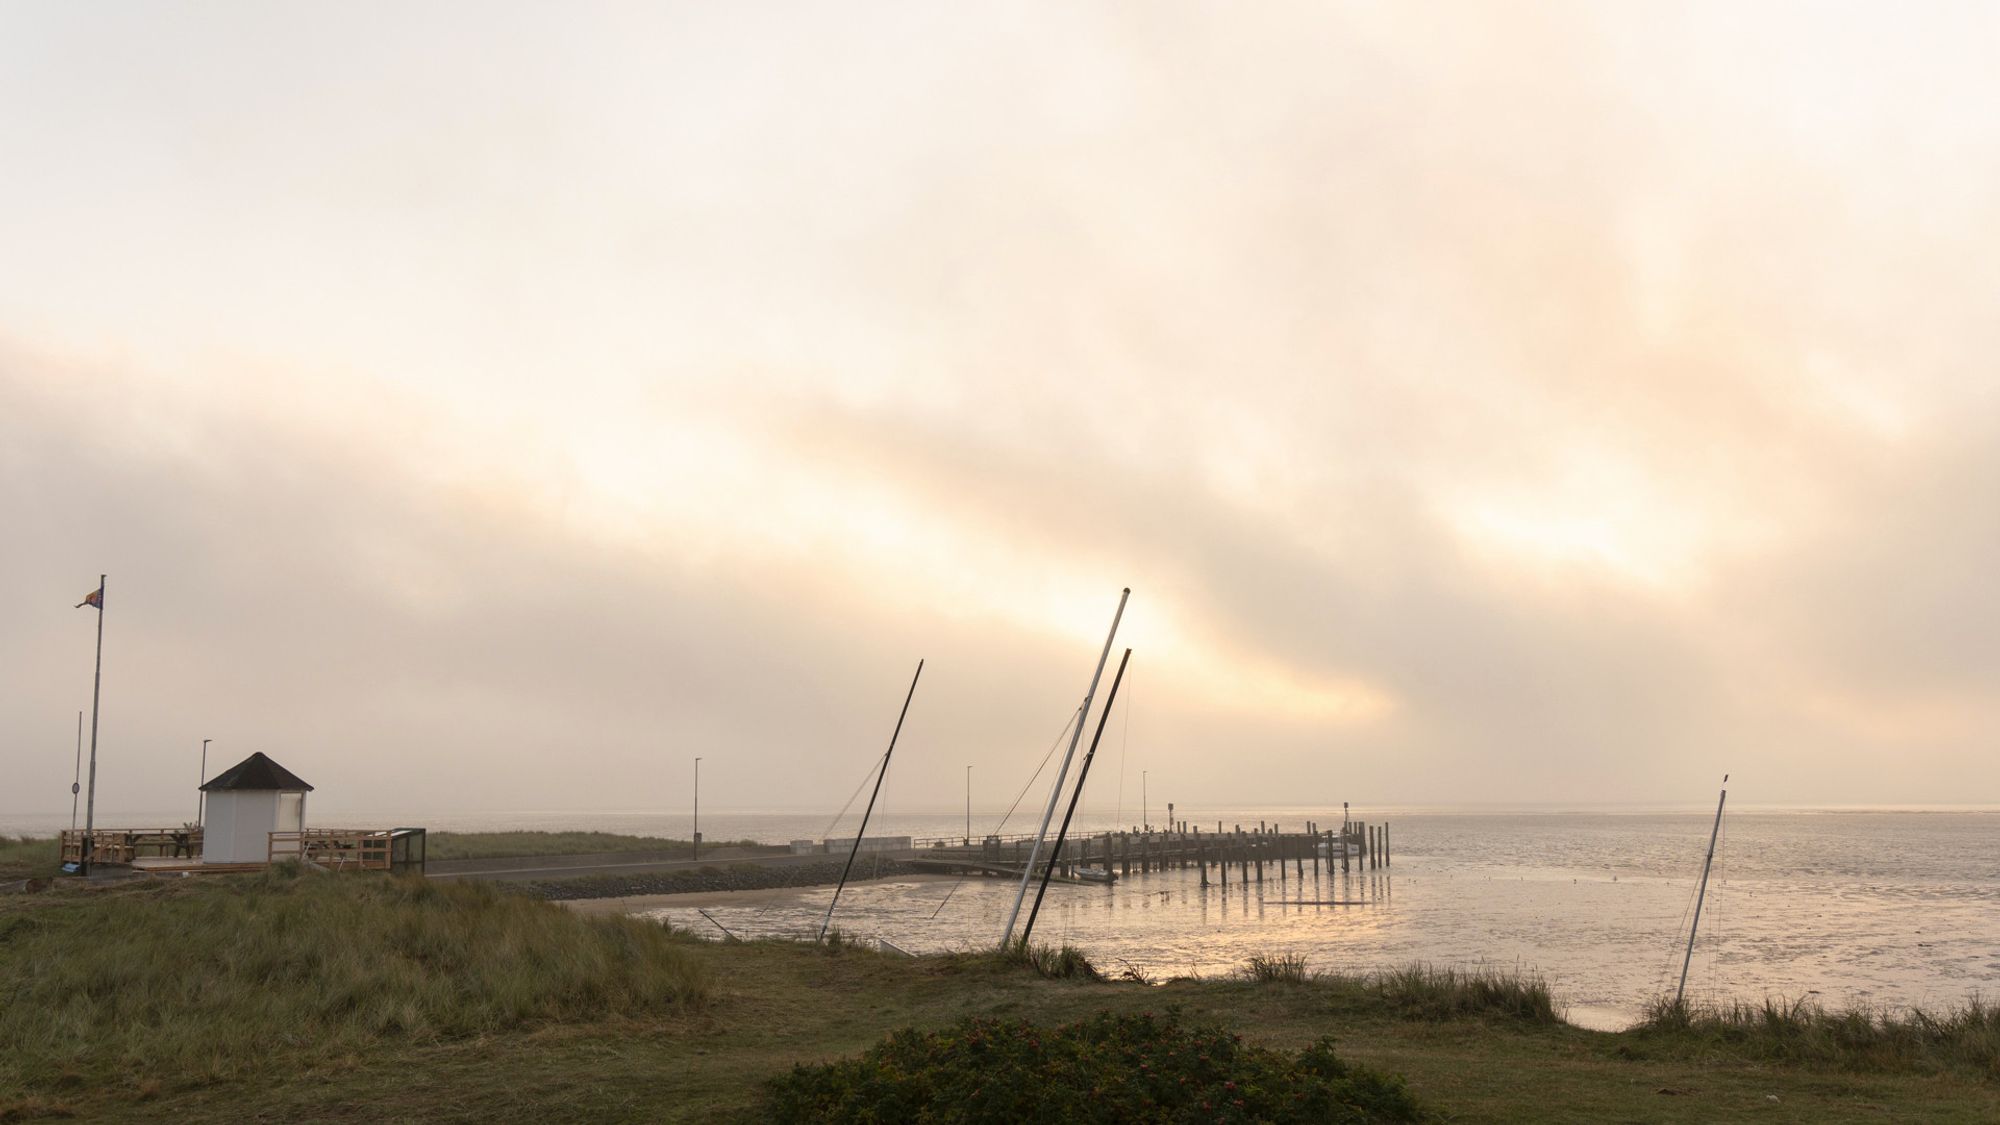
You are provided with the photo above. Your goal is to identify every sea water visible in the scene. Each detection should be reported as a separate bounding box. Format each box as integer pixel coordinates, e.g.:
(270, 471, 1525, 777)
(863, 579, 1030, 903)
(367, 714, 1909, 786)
(12, 804, 1996, 1029)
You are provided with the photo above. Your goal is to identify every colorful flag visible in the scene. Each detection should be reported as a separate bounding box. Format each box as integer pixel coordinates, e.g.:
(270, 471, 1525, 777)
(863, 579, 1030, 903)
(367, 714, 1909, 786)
(75, 588, 102, 609)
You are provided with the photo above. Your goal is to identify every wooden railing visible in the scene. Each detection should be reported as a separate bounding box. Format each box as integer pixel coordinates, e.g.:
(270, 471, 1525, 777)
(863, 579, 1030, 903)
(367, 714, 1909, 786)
(269, 829, 394, 870)
(59, 827, 201, 864)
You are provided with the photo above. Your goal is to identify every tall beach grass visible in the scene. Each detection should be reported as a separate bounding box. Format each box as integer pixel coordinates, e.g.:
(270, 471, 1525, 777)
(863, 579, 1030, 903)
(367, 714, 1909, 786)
(1640, 994, 2000, 1074)
(1233, 956, 1563, 1024)
(0, 836, 57, 879)
(0, 865, 710, 1088)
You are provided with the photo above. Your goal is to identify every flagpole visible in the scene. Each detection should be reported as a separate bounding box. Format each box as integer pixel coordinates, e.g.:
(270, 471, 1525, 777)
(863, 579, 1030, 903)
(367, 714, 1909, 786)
(69, 710, 82, 833)
(82, 574, 105, 875)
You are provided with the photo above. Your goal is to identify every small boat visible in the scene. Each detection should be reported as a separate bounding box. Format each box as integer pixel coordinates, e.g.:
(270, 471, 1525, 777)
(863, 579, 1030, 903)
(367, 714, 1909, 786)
(1076, 866, 1118, 884)
(1317, 838, 1361, 857)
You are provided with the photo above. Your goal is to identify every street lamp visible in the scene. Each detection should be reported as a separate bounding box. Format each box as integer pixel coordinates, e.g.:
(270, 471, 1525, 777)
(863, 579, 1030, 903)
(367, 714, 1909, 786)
(197, 739, 211, 827)
(965, 765, 972, 845)
(693, 756, 703, 860)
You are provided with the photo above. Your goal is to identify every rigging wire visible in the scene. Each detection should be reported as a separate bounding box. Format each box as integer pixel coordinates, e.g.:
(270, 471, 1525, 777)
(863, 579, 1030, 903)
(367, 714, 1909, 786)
(928, 705, 1083, 920)
(737, 751, 892, 930)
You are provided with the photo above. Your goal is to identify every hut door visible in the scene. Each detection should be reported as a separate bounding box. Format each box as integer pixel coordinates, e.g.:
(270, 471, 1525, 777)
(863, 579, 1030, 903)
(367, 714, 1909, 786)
(278, 792, 304, 833)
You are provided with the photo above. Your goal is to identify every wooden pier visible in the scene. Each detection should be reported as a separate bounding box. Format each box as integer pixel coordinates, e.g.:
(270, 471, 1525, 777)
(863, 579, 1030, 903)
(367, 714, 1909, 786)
(904, 818, 1391, 883)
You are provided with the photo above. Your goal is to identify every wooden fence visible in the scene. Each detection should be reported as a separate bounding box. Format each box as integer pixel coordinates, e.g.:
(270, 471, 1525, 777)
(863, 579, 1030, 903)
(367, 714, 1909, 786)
(268, 829, 395, 870)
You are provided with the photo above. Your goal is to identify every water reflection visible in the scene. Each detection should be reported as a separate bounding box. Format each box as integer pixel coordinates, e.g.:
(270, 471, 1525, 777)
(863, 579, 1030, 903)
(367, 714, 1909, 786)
(639, 812, 2000, 1028)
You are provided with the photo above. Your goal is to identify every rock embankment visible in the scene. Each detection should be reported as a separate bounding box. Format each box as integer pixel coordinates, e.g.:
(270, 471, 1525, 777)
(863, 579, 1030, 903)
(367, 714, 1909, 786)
(522, 859, 924, 901)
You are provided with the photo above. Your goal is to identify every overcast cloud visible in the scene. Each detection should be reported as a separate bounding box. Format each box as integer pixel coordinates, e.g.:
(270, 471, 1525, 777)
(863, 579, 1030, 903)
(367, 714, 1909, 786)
(2, 2, 1996, 820)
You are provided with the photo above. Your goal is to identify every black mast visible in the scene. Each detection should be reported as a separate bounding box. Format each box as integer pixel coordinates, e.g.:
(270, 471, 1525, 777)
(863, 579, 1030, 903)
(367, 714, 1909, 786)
(819, 659, 924, 941)
(1020, 647, 1131, 947)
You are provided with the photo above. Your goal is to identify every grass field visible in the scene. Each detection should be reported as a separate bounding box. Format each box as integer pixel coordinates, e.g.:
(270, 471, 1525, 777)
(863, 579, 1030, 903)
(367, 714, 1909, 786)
(425, 830, 771, 861)
(0, 837, 57, 881)
(1, 872, 1995, 1122)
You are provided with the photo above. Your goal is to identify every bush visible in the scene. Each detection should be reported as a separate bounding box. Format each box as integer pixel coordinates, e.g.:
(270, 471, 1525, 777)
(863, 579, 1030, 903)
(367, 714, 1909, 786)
(767, 1010, 1428, 1123)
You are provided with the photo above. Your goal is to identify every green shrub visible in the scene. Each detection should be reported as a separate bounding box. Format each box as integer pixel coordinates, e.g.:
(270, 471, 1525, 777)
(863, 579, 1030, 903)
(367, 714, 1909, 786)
(767, 1010, 1428, 1123)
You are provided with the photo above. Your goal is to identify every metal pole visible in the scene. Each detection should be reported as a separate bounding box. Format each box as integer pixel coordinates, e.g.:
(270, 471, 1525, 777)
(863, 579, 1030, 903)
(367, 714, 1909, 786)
(81, 575, 105, 874)
(1022, 648, 1131, 946)
(1002, 588, 1129, 947)
(69, 711, 82, 833)
(1676, 775, 1730, 1009)
(820, 660, 923, 941)
(1143, 770, 1148, 832)
(693, 757, 702, 860)
(198, 739, 210, 826)
(965, 765, 971, 846)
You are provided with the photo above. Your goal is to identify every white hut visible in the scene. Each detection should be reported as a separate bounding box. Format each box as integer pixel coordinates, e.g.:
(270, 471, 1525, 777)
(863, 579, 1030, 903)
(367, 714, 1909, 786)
(199, 752, 312, 864)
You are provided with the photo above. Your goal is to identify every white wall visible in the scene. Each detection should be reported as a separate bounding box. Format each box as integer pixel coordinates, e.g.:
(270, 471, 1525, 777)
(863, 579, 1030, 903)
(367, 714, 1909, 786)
(201, 790, 281, 863)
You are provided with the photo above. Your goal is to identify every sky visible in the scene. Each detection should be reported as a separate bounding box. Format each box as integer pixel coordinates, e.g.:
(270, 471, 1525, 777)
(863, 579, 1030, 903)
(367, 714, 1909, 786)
(3, 2, 1997, 822)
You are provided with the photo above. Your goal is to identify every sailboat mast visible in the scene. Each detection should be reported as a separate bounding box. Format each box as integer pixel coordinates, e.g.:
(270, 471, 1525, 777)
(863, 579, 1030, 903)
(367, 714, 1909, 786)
(819, 659, 924, 942)
(1000, 588, 1129, 948)
(1021, 647, 1131, 947)
(1676, 774, 1729, 1008)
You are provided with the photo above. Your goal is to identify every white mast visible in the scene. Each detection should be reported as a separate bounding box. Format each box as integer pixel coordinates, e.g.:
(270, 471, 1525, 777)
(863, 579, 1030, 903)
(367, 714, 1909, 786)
(1000, 587, 1128, 947)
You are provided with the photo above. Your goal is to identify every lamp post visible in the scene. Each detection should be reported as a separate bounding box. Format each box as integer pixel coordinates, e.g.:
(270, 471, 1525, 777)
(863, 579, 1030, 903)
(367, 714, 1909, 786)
(197, 739, 210, 826)
(1142, 770, 1148, 832)
(693, 756, 703, 860)
(965, 765, 972, 845)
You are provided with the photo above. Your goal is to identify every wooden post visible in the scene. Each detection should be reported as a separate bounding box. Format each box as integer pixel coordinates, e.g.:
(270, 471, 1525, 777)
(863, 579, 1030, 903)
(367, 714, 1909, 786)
(1197, 827, 1208, 886)
(1384, 823, 1390, 867)
(1310, 821, 1320, 876)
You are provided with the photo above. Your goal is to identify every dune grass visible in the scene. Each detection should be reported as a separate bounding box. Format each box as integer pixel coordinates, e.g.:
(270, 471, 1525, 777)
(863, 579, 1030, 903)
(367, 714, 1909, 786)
(1230, 955, 1563, 1024)
(4, 876, 1997, 1122)
(426, 830, 769, 861)
(0, 864, 709, 1092)
(1639, 994, 2000, 1075)
(0, 836, 58, 880)
(1242, 952, 1311, 984)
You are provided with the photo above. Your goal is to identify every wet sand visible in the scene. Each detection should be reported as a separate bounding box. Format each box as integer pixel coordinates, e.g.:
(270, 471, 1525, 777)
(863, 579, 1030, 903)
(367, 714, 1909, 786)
(558, 871, 959, 916)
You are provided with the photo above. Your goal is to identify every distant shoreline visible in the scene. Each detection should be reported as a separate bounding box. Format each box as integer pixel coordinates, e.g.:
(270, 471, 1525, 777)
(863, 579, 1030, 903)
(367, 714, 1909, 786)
(558, 871, 957, 915)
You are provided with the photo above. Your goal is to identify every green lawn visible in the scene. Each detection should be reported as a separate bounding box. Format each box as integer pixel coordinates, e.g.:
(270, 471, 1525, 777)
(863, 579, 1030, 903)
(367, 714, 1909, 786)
(0, 873, 1993, 1123)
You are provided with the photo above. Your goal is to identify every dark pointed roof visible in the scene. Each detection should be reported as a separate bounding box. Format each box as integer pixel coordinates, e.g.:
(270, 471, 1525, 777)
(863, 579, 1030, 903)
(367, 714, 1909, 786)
(200, 752, 314, 793)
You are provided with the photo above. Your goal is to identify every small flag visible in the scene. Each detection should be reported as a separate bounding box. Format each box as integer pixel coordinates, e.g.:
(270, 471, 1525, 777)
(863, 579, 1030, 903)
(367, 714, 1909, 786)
(75, 588, 102, 609)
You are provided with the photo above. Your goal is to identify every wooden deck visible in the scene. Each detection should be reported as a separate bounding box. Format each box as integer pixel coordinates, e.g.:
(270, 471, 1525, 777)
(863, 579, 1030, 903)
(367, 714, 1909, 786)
(58, 826, 427, 875)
